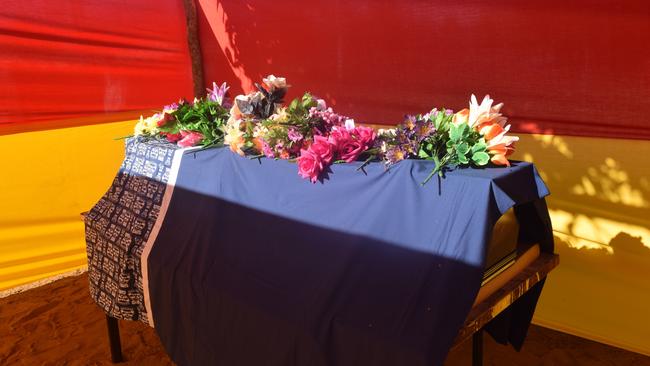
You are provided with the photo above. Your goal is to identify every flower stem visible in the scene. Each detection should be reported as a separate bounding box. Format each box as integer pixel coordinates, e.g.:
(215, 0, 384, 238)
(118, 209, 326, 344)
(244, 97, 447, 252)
(356, 155, 375, 172)
(113, 134, 134, 140)
(421, 153, 451, 185)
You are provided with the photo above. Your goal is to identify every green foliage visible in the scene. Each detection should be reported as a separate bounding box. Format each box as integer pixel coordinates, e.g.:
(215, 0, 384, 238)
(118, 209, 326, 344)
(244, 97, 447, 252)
(418, 109, 490, 185)
(259, 93, 319, 155)
(160, 99, 230, 147)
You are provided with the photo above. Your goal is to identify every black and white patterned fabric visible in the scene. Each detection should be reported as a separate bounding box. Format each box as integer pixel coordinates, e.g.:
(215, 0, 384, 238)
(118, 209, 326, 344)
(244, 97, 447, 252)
(85, 137, 178, 324)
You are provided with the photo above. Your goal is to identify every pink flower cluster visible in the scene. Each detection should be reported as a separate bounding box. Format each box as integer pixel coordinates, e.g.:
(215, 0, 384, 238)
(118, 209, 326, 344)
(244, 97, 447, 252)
(163, 130, 204, 147)
(297, 126, 376, 183)
(309, 107, 349, 128)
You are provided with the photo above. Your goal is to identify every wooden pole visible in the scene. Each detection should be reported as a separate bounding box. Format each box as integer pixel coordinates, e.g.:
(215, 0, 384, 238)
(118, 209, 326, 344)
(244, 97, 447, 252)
(106, 315, 123, 363)
(182, 0, 205, 98)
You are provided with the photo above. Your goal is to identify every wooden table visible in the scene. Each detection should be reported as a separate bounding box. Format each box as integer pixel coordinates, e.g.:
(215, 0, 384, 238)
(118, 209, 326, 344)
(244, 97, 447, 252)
(453, 253, 560, 366)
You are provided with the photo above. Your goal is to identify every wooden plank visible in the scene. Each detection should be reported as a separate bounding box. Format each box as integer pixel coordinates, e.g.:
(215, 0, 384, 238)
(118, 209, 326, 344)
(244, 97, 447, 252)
(182, 0, 205, 97)
(453, 253, 560, 346)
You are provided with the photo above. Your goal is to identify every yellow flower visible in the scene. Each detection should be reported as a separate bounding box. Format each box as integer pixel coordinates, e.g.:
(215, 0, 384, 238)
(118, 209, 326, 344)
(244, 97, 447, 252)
(270, 107, 289, 123)
(143, 115, 159, 133)
(224, 120, 246, 156)
(134, 116, 147, 136)
(134, 115, 159, 136)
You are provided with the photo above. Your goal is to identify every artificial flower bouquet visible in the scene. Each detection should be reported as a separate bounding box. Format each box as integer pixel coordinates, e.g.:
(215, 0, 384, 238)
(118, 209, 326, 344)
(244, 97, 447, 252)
(133, 75, 518, 184)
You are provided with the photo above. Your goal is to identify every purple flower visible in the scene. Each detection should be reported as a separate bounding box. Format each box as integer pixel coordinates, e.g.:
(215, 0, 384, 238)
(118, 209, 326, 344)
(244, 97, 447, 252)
(414, 120, 436, 142)
(385, 146, 407, 165)
(163, 102, 179, 114)
(206, 81, 230, 106)
(287, 128, 303, 143)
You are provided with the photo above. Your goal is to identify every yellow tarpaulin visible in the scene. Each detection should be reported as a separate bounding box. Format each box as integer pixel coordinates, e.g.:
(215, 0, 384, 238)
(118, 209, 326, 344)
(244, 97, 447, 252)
(1, 125, 648, 355)
(0, 120, 133, 291)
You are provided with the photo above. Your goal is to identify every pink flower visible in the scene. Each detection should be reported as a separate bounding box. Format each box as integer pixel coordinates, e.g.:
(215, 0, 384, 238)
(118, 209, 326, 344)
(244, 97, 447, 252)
(261, 140, 275, 158)
(297, 148, 323, 183)
(206, 81, 230, 106)
(339, 139, 364, 162)
(287, 128, 303, 143)
(164, 132, 182, 143)
(177, 130, 204, 147)
(156, 112, 174, 127)
(353, 126, 376, 148)
(310, 135, 334, 164)
(328, 128, 366, 163)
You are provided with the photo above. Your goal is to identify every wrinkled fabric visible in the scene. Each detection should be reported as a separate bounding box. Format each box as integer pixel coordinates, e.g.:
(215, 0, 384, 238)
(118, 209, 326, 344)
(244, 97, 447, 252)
(85, 138, 180, 324)
(146, 147, 553, 366)
(198, 0, 650, 140)
(0, 0, 193, 132)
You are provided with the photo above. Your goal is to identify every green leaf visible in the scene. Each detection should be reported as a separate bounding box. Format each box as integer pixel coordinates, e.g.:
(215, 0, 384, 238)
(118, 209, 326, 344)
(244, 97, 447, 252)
(471, 151, 490, 165)
(471, 141, 487, 154)
(458, 123, 469, 138)
(449, 124, 461, 141)
(435, 110, 444, 128)
(457, 153, 469, 164)
(456, 142, 469, 156)
(289, 98, 299, 111)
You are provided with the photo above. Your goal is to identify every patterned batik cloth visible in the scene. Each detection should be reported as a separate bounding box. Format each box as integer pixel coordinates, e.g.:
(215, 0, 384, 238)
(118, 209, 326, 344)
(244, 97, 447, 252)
(85, 137, 178, 325)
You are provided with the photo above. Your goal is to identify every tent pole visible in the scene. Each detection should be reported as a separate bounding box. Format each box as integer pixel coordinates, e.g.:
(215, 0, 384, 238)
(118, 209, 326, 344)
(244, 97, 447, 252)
(182, 0, 205, 97)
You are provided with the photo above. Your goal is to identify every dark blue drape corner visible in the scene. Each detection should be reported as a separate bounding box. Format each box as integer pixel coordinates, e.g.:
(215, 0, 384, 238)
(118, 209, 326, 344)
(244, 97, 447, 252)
(147, 147, 553, 366)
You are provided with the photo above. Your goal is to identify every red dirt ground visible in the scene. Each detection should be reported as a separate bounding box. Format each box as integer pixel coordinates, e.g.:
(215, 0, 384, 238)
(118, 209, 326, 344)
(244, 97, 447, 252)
(1, 274, 648, 366)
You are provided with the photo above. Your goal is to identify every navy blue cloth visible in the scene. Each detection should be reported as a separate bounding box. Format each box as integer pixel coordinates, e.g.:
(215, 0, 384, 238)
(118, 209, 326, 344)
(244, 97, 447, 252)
(147, 147, 553, 366)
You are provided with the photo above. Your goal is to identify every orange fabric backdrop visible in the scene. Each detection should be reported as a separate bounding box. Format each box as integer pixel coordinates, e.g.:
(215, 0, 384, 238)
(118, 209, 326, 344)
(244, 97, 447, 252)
(196, 0, 650, 140)
(0, 0, 194, 133)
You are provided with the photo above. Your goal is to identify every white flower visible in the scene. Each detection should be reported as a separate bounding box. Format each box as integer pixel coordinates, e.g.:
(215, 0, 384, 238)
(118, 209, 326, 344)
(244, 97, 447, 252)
(262, 75, 287, 90)
(380, 140, 388, 153)
(134, 116, 146, 136)
(344, 119, 356, 130)
(316, 98, 327, 111)
(377, 128, 396, 136)
(467, 94, 507, 129)
(253, 124, 269, 139)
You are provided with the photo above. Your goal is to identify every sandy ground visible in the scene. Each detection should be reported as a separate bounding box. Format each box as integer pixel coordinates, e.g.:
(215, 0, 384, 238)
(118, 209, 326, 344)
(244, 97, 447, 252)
(1, 274, 649, 366)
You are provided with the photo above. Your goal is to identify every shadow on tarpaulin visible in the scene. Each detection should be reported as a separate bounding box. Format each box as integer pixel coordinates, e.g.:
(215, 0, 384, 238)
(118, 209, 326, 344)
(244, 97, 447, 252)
(512, 133, 650, 355)
(195, 0, 650, 140)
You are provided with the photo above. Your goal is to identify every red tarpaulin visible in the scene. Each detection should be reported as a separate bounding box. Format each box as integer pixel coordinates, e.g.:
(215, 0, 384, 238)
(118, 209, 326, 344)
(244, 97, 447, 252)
(0, 0, 194, 133)
(197, 0, 650, 140)
(2, 1, 649, 139)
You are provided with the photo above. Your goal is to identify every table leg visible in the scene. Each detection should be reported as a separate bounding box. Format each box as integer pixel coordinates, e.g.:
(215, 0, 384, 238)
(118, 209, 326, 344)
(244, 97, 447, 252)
(105, 315, 124, 363)
(472, 328, 483, 366)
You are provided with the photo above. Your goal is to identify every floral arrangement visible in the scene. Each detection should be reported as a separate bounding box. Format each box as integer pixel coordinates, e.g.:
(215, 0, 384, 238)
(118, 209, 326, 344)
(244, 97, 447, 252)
(133, 82, 230, 147)
(133, 75, 518, 184)
(376, 94, 517, 184)
(222, 75, 377, 182)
